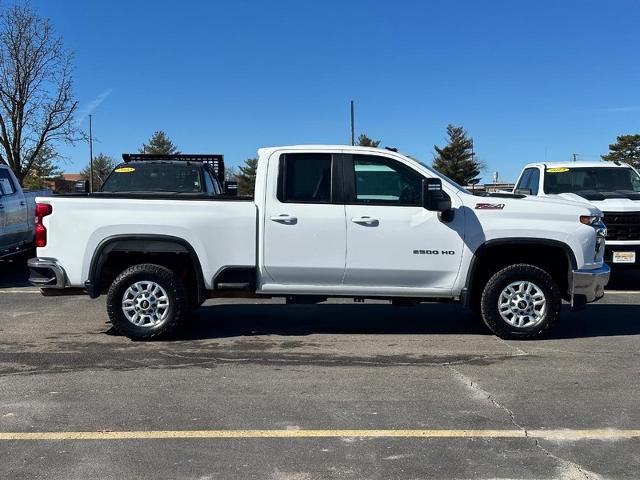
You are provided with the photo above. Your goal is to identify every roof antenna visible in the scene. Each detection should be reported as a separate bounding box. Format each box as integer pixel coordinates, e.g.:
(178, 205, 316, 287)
(384, 146, 398, 152)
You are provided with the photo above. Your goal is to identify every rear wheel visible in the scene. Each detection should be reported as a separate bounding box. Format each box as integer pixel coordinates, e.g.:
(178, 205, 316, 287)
(106, 263, 188, 340)
(480, 264, 561, 339)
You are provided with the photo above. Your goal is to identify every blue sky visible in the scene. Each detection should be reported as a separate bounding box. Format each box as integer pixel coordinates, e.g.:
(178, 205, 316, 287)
(33, 0, 640, 182)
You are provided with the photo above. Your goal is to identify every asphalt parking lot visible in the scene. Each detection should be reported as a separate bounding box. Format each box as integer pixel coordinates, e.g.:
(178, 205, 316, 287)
(1, 258, 639, 479)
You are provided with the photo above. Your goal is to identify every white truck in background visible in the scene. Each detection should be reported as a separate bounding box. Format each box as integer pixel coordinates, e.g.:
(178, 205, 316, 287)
(514, 161, 640, 270)
(28, 146, 609, 340)
(0, 164, 51, 258)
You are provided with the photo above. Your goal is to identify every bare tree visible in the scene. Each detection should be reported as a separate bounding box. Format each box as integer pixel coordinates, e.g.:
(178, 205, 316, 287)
(0, 2, 80, 184)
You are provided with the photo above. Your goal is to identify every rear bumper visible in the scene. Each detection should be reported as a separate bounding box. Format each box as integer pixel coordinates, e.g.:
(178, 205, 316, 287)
(27, 257, 66, 288)
(604, 245, 640, 269)
(571, 264, 610, 309)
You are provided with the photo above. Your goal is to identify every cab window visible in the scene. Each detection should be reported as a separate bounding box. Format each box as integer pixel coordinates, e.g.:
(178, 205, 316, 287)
(278, 153, 333, 203)
(350, 155, 423, 206)
(203, 171, 221, 195)
(516, 169, 533, 193)
(0, 168, 16, 195)
(528, 168, 540, 195)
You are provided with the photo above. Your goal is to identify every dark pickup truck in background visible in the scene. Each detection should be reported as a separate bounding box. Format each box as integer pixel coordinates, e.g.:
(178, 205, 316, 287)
(98, 153, 235, 197)
(0, 164, 51, 258)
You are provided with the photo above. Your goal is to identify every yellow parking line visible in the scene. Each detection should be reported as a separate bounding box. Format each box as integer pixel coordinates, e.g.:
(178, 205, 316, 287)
(0, 429, 639, 441)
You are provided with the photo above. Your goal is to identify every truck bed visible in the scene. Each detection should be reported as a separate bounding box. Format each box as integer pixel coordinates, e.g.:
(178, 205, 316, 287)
(35, 195, 257, 289)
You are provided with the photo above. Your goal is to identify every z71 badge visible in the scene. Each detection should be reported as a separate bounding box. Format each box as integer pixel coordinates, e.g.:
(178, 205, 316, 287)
(475, 203, 505, 210)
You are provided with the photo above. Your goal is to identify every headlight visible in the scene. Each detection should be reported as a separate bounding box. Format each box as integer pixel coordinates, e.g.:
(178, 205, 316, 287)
(580, 216, 606, 260)
(580, 215, 602, 226)
(586, 217, 607, 260)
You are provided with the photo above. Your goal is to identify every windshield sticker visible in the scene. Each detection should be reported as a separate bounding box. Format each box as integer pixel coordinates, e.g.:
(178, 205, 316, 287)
(475, 203, 505, 210)
(114, 167, 136, 173)
(546, 167, 570, 173)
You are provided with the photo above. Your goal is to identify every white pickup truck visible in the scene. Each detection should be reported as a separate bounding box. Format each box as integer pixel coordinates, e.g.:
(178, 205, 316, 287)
(28, 145, 609, 340)
(514, 161, 640, 269)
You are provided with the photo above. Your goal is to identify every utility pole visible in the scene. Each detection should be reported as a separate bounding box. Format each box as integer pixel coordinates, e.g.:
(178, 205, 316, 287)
(471, 137, 475, 165)
(350, 100, 355, 146)
(89, 114, 94, 192)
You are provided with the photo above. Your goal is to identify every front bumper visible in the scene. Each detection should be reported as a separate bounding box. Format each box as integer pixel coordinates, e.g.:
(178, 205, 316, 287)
(571, 264, 610, 309)
(27, 257, 66, 288)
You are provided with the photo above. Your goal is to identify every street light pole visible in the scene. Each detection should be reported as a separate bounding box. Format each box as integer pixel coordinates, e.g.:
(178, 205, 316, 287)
(89, 114, 94, 193)
(350, 100, 355, 146)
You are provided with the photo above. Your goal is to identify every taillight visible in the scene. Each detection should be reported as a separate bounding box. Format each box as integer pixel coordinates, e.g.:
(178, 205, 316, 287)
(35, 203, 53, 248)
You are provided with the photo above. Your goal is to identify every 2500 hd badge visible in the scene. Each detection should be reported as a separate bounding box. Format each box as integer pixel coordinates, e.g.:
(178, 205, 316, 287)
(413, 250, 456, 255)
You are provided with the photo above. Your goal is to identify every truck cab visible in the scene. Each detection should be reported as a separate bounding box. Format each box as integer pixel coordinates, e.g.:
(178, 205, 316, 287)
(514, 161, 640, 268)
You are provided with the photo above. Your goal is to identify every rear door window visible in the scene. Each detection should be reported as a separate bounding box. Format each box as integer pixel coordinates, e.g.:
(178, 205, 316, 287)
(0, 169, 16, 195)
(278, 153, 333, 203)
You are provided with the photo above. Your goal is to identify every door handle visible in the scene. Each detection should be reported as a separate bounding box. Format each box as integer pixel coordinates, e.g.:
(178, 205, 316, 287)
(270, 214, 298, 224)
(19, 201, 26, 206)
(351, 216, 379, 226)
(0, 204, 4, 209)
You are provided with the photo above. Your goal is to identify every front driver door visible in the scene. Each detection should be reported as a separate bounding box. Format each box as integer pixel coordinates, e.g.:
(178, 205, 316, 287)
(343, 154, 465, 292)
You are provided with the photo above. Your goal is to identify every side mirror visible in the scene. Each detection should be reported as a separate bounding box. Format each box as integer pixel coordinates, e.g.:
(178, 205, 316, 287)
(514, 188, 532, 196)
(224, 181, 238, 196)
(423, 178, 452, 212)
(74, 180, 89, 193)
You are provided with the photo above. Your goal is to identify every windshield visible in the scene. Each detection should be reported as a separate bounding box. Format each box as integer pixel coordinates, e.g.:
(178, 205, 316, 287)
(543, 166, 640, 194)
(101, 163, 204, 193)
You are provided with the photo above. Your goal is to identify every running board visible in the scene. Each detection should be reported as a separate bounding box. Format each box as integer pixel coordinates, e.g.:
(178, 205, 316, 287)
(216, 282, 252, 291)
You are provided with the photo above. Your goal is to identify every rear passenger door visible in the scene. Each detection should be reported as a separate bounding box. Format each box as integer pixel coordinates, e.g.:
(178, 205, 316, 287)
(262, 152, 347, 286)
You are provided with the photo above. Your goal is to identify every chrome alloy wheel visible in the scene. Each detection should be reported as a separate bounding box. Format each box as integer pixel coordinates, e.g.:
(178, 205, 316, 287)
(498, 281, 546, 328)
(121, 281, 170, 328)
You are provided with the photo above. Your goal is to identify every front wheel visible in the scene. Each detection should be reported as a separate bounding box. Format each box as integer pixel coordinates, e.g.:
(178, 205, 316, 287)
(106, 263, 188, 340)
(480, 264, 561, 339)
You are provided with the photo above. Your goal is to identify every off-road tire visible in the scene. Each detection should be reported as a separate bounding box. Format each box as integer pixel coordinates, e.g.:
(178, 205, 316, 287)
(106, 263, 188, 340)
(480, 264, 561, 339)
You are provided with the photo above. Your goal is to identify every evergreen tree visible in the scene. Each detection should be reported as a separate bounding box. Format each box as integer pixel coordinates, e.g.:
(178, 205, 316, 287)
(140, 131, 179, 155)
(237, 157, 258, 195)
(601, 134, 640, 168)
(357, 133, 381, 147)
(22, 146, 63, 189)
(432, 124, 484, 185)
(80, 153, 116, 190)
